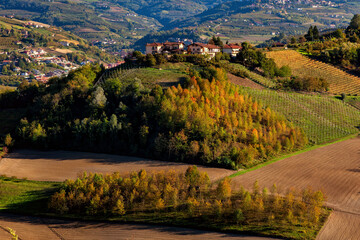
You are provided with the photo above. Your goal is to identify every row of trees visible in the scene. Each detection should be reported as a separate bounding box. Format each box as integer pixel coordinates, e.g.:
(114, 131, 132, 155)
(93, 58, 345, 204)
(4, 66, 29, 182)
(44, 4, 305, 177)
(49, 167, 327, 236)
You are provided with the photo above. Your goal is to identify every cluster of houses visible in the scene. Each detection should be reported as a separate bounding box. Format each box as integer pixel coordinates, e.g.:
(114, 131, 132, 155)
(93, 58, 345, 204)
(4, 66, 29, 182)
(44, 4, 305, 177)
(145, 42, 243, 58)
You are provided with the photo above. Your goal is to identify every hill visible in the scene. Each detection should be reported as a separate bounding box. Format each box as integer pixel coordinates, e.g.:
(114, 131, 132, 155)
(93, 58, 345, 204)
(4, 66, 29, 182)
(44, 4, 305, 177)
(0, 0, 162, 49)
(168, 0, 360, 42)
(0, 0, 359, 48)
(0, 63, 309, 169)
(266, 50, 360, 95)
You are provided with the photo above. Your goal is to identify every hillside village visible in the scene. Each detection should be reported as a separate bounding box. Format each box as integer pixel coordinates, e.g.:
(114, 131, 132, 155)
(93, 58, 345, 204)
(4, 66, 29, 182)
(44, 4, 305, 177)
(0, 16, 123, 85)
(146, 41, 244, 58)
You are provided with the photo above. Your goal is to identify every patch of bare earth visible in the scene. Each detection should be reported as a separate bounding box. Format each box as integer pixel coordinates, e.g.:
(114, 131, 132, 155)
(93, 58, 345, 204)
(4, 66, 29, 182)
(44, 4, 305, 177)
(54, 48, 73, 54)
(0, 150, 235, 182)
(227, 73, 264, 90)
(0, 213, 276, 240)
(231, 137, 360, 240)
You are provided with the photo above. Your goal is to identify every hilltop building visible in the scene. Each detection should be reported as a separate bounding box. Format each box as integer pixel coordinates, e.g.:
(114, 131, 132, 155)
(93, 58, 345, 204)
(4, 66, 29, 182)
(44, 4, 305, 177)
(145, 41, 245, 58)
(223, 44, 242, 57)
(187, 43, 221, 58)
(146, 42, 186, 55)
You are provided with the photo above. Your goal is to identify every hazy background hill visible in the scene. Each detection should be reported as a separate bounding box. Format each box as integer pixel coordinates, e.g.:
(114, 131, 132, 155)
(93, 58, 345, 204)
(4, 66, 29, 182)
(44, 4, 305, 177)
(0, 0, 359, 50)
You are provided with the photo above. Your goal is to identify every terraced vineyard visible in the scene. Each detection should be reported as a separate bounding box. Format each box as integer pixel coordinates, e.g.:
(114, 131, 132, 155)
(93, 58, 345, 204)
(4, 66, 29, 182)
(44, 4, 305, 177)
(266, 50, 360, 95)
(239, 87, 360, 144)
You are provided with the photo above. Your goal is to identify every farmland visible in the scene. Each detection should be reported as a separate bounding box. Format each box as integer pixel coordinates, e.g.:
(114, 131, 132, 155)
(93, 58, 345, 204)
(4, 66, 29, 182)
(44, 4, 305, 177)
(230, 136, 360, 240)
(266, 50, 360, 95)
(240, 88, 360, 145)
(0, 150, 235, 182)
(0, 150, 329, 240)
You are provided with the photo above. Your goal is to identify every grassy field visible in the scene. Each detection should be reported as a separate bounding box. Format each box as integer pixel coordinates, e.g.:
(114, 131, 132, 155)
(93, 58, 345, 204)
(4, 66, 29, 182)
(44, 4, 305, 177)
(238, 87, 360, 145)
(0, 176, 59, 215)
(266, 50, 360, 95)
(102, 63, 189, 88)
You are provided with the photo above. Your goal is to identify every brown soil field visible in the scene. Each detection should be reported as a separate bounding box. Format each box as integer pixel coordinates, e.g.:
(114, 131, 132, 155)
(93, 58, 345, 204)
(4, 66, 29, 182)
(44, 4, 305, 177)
(227, 73, 264, 90)
(0, 150, 235, 182)
(316, 211, 360, 240)
(231, 136, 360, 240)
(0, 213, 276, 240)
(54, 48, 73, 54)
(77, 28, 101, 33)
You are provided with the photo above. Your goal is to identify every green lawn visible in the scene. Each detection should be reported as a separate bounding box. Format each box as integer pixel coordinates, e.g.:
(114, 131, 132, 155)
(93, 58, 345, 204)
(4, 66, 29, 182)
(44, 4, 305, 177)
(0, 176, 59, 215)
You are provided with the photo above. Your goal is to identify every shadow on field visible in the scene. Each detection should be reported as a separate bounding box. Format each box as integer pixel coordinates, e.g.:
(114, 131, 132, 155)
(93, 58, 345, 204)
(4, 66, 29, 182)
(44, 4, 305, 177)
(5, 149, 184, 166)
(0, 213, 280, 239)
(5, 149, 229, 172)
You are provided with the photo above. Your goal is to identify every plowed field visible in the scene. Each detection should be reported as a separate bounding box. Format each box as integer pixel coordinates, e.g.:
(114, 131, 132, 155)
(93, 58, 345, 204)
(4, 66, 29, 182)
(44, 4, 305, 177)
(0, 150, 235, 182)
(231, 136, 360, 240)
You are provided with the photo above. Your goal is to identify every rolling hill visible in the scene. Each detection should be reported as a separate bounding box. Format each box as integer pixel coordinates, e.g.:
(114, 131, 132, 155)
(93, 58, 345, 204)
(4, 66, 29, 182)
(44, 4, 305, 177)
(266, 50, 360, 95)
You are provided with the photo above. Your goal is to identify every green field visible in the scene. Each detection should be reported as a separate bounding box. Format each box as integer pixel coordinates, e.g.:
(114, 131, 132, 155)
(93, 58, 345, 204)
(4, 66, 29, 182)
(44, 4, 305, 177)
(240, 88, 360, 145)
(102, 63, 189, 88)
(0, 176, 59, 215)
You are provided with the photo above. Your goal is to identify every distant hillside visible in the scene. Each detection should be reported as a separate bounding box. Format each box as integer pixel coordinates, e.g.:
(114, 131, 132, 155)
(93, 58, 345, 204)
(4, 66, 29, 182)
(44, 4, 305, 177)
(0, 0, 359, 47)
(169, 0, 360, 41)
(0, 16, 119, 63)
(0, 0, 162, 49)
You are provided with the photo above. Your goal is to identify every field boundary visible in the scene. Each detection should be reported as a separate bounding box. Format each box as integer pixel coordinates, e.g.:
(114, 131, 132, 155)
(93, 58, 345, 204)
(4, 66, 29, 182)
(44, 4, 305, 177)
(228, 133, 359, 179)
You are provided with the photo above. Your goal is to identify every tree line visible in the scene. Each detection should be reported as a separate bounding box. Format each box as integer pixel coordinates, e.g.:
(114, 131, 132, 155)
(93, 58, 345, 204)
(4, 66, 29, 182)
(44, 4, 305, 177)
(49, 167, 328, 239)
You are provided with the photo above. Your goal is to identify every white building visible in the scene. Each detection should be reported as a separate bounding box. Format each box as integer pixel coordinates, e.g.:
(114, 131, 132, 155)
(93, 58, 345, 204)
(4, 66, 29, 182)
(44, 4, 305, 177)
(187, 43, 221, 58)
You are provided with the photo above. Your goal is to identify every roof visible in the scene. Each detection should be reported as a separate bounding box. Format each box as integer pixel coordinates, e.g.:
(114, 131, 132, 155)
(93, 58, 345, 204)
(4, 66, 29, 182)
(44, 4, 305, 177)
(146, 42, 163, 47)
(163, 41, 184, 45)
(190, 42, 221, 49)
(223, 44, 242, 49)
(273, 42, 285, 47)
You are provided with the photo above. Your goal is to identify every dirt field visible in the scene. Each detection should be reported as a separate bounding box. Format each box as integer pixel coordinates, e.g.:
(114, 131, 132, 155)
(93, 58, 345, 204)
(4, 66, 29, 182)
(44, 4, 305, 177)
(0, 150, 235, 182)
(231, 136, 360, 240)
(0, 213, 276, 240)
(316, 211, 360, 240)
(54, 48, 73, 54)
(227, 73, 264, 90)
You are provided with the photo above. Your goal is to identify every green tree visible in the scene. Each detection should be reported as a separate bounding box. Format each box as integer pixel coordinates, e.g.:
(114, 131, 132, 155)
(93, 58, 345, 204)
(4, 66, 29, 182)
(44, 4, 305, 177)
(349, 14, 360, 30)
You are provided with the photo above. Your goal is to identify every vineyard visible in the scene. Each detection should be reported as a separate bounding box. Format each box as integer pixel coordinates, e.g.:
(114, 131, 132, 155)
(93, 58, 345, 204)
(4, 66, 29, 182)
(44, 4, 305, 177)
(239, 88, 360, 145)
(227, 63, 277, 88)
(266, 50, 360, 95)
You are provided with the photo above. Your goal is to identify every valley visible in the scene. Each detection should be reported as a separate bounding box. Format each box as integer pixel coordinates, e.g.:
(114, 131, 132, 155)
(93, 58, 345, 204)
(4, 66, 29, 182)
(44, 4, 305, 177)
(0, 1, 360, 239)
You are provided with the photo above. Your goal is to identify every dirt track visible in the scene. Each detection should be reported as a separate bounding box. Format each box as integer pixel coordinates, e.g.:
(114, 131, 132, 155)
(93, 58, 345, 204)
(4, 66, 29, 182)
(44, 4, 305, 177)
(0, 150, 235, 182)
(0, 213, 276, 240)
(231, 136, 360, 240)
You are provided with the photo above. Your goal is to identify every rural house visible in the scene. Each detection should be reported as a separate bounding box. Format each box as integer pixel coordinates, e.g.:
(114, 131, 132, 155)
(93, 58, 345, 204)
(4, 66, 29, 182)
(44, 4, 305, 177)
(223, 44, 242, 57)
(187, 43, 221, 58)
(146, 43, 164, 55)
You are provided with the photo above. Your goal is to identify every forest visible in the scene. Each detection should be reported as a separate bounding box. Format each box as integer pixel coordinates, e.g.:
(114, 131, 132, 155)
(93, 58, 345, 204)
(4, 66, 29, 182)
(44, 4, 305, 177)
(0, 61, 307, 169)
